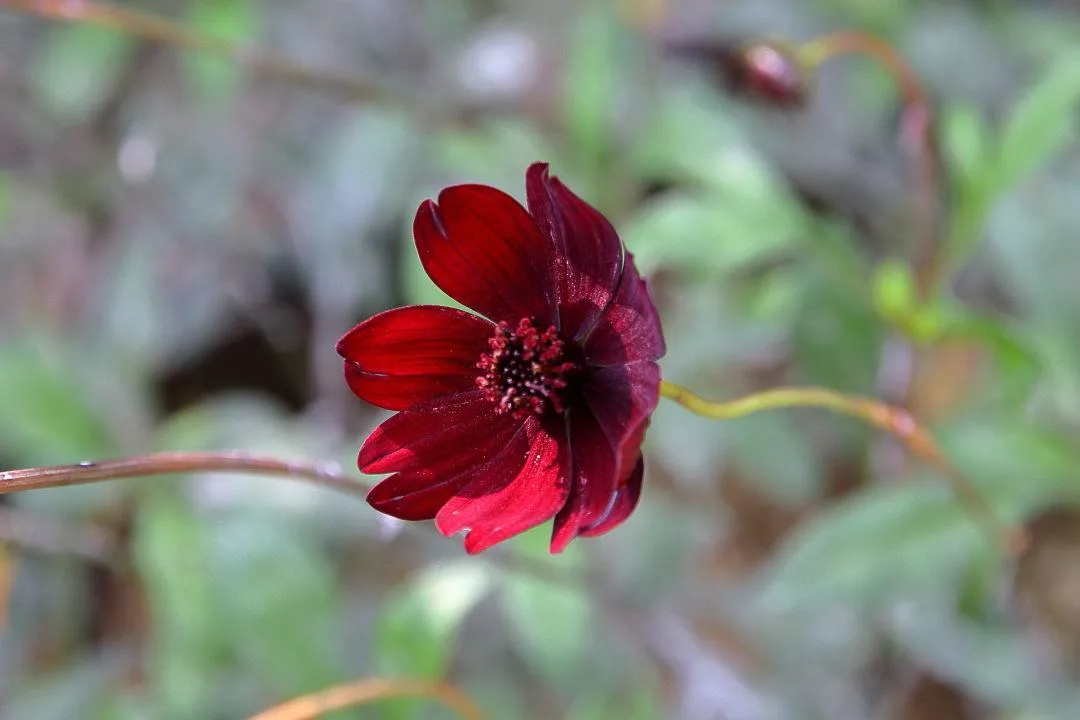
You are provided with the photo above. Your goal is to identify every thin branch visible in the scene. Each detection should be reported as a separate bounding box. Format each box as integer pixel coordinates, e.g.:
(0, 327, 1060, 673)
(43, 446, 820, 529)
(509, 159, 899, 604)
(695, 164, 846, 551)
(0, 451, 370, 498)
(800, 31, 944, 299)
(248, 677, 484, 720)
(3, 0, 388, 104)
(659, 380, 1027, 556)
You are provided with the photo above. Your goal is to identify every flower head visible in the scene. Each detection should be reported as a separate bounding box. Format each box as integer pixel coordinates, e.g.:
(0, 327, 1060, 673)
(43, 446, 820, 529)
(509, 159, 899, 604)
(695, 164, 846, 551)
(337, 163, 665, 554)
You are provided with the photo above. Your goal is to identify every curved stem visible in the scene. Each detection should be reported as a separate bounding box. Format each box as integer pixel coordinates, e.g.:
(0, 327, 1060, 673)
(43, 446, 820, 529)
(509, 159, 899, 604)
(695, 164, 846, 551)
(3, 0, 386, 104)
(659, 380, 1026, 555)
(0, 451, 370, 498)
(799, 32, 943, 300)
(248, 677, 484, 720)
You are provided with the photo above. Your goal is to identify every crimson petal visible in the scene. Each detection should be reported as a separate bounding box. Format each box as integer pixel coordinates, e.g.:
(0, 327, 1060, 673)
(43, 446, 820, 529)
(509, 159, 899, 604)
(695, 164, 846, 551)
(359, 390, 522, 477)
(584, 362, 661, 477)
(366, 469, 474, 521)
(525, 163, 623, 340)
(414, 185, 556, 325)
(436, 415, 570, 554)
(583, 252, 666, 367)
(550, 406, 619, 553)
(580, 456, 644, 537)
(337, 305, 492, 410)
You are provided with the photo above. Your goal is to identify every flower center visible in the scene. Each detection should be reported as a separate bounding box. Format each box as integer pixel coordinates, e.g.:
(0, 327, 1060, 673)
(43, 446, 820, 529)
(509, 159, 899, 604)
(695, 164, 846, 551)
(476, 318, 577, 416)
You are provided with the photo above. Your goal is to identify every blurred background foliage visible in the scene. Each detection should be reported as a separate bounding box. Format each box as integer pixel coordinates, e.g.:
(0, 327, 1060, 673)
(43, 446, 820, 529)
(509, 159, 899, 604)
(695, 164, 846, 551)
(3, 0, 1080, 718)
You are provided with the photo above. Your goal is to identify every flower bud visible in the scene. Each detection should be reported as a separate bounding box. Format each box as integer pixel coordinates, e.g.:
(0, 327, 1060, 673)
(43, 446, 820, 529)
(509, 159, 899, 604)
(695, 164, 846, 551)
(734, 42, 807, 107)
(666, 37, 808, 108)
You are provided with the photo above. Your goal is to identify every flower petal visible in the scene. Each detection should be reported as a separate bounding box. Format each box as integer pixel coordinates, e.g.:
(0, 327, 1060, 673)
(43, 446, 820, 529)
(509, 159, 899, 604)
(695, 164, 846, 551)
(579, 456, 644, 537)
(583, 252, 666, 366)
(414, 185, 556, 325)
(580, 361, 659, 539)
(366, 469, 474, 521)
(557, 367, 656, 546)
(525, 163, 623, 340)
(550, 406, 619, 553)
(584, 362, 661, 465)
(436, 415, 571, 554)
(358, 390, 522, 476)
(337, 305, 493, 410)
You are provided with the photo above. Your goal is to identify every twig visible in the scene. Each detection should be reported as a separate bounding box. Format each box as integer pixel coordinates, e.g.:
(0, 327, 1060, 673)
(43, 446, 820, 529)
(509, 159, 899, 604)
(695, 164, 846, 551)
(247, 677, 484, 720)
(0, 451, 369, 497)
(2, 0, 388, 105)
(799, 31, 944, 299)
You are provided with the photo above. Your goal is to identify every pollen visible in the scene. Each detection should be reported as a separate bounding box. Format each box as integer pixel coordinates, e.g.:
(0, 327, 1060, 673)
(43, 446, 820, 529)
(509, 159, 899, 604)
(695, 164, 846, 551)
(476, 318, 577, 416)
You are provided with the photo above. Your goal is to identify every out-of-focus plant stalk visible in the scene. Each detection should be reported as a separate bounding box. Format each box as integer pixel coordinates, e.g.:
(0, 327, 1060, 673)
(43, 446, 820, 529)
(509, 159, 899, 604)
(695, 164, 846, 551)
(248, 677, 484, 720)
(1, 0, 386, 104)
(0, 451, 369, 496)
(659, 380, 1027, 556)
(798, 31, 944, 301)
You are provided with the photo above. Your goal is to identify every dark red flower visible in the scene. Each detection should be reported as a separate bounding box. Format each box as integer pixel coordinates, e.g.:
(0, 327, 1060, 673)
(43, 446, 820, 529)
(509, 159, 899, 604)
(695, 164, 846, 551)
(337, 163, 666, 554)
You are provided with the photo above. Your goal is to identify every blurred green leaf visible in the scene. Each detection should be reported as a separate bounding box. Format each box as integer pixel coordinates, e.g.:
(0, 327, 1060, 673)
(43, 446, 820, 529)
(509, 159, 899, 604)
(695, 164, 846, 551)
(207, 511, 344, 696)
(433, 119, 555, 189)
(182, 0, 257, 101)
(948, 50, 1080, 272)
(871, 258, 917, 326)
(133, 492, 221, 719)
(375, 560, 492, 676)
(790, 266, 883, 393)
(886, 597, 1042, 706)
(941, 103, 989, 193)
(373, 561, 492, 719)
(0, 338, 117, 464)
(992, 50, 1080, 198)
(622, 191, 798, 278)
(501, 528, 591, 689)
(0, 173, 12, 220)
(563, 4, 622, 177)
(945, 311, 1040, 403)
(761, 421, 1080, 612)
(566, 685, 662, 720)
(32, 24, 134, 121)
(728, 411, 825, 503)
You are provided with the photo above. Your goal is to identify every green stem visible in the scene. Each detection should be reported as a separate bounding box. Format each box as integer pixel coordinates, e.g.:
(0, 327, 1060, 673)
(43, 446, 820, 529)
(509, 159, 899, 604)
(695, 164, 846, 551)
(659, 380, 1026, 555)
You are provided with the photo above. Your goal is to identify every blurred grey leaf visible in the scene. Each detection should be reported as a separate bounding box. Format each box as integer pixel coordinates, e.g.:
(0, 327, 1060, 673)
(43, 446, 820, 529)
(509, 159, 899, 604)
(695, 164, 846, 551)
(727, 411, 824, 503)
(292, 108, 419, 314)
(0, 650, 126, 720)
